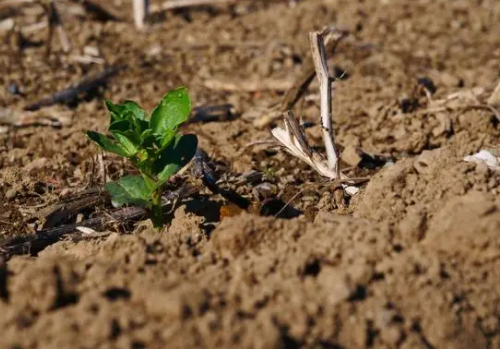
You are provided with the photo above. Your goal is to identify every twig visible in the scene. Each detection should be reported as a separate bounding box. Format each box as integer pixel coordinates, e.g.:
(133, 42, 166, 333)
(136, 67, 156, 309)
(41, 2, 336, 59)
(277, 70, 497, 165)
(0, 106, 72, 130)
(151, 0, 238, 12)
(97, 152, 106, 183)
(24, 65, 124, 111)
(190, 104, 233, 123)
(274, 186, 309, 217)
(192, 149, 251, 209)
(70, 0, 121, 21)
(71, 55, 105, 65)
(204, 77, 293, 92)
(45, 1, 71, 55)
(0, 206, 144, 259)
(0, 185, 193, 260)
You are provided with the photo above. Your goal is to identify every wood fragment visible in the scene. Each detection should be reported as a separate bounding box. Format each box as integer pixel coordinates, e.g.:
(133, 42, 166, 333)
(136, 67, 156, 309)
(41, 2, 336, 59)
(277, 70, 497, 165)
(0, 106, 72, 130)
(45, 1, 72, 55)
(70, 0, 121, 21)
(0, 185, 193, 260)
(33, 187, 109, 229)
(152, 0, 239, 12)
(272, 110, 336, 179)
(204, 77, 293, 92)
(192, 149, 251, 209)
(0, 206, 145, 259)
(190, 104, 234, 123)
(24, 65, 124, 111)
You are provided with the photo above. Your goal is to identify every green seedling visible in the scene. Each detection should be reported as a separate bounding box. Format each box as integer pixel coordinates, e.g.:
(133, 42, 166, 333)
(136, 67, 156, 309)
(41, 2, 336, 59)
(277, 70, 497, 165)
(86, 87, 198, 228)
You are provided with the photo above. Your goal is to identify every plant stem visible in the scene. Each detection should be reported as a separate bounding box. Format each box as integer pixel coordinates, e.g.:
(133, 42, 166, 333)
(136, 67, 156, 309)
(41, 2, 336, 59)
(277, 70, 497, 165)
(150, 189, 164, 229)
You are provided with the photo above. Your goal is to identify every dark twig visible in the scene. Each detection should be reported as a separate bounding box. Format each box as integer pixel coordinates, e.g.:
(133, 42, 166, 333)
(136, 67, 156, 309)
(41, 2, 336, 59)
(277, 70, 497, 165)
(71, 0, 121, 21)
(0, 206, 145, 259)
(35, 187, 109, 229)
(192, 149, 251, 209)
(24, 65, 124, 111)
(0, 185, 192, 260)
(190, 104, 234, 123)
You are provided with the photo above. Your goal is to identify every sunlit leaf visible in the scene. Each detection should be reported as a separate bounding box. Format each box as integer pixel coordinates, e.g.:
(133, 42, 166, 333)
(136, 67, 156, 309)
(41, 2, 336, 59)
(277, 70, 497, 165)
(105, 175, 153, 208)
(150, 87, 191, 135)
(112, 133, 138, 156)
(123, 100, 147, 120)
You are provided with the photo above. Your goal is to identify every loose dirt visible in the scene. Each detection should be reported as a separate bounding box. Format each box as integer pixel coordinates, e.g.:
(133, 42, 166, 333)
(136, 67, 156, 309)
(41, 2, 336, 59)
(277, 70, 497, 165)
(1, 0, 500, 348)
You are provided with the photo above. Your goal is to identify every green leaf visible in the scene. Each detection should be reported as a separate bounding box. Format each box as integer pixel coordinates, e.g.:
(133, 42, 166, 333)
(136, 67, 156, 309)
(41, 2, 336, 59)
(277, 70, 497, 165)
(86, 131, 129, 157)
(160, 129, 176, 148)
(139, 129, 155, 147)
(106, 99, 148, 134)
(109, 119, 131, 133)
(123, 100, 147, 120)
(105, 175, 153, 208)
(154, 134, 198, 183)
(104, 99, 127, 123)
(141, 174, 157, 191)
(112, 133, 138, 156)
(150, 87, 191, 135)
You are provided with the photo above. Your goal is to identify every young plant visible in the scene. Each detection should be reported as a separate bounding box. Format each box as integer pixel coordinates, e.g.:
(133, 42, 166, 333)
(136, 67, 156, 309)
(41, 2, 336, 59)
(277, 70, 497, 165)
(86, 87, 198, 228)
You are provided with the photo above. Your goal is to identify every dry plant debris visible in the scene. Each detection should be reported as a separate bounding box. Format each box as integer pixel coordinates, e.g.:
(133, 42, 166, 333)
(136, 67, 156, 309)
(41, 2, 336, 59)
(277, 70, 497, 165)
(464, 149, 500, 171)
(272, 27, 359, 195)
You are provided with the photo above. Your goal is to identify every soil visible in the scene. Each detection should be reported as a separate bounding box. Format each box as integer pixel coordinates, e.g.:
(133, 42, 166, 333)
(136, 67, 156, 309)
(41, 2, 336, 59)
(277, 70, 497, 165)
(1, 0, 500, 348)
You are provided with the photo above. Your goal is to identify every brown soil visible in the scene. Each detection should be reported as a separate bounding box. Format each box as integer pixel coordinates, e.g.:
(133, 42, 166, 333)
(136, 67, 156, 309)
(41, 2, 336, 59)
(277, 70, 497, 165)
(1, 0, 500, 348)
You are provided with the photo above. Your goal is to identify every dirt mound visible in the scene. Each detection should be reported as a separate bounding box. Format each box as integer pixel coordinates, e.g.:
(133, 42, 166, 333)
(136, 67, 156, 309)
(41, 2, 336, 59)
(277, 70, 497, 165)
(1, 191, 500, 348)
(356, 145, 500, 246)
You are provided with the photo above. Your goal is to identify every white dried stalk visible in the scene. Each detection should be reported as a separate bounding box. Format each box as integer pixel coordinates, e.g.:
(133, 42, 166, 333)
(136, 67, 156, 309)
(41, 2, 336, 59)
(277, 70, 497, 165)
(152, 0, 238, 12)
(271, 112, 359, 195)
(133, 0, 148, 29)
(271, 28, 359, 196)
(310, 28, 340, 176)
(272, 111, 336, 179)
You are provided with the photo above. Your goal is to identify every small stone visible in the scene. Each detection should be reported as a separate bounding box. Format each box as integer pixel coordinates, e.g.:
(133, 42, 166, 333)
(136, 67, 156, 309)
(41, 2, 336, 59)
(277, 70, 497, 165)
(5, 188, 17, 199)
(487, 81, 500, 106)
(341, 145, 362, 167)
(475, 161, 489, 175)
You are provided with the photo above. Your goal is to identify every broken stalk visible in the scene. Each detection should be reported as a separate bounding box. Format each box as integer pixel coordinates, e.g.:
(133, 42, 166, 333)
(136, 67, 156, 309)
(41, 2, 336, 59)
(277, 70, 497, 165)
(310, 28, 340, 176)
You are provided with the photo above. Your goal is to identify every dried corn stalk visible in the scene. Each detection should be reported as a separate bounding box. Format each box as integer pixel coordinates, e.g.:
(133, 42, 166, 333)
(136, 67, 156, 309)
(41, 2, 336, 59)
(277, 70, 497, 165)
(272, 27, 359, 195)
